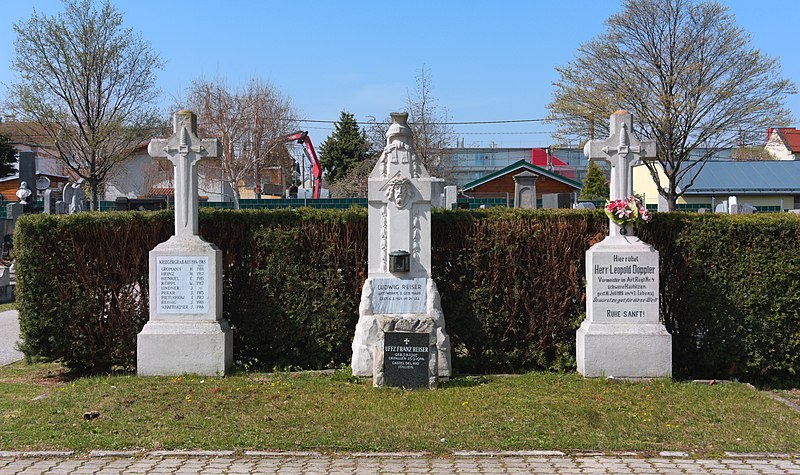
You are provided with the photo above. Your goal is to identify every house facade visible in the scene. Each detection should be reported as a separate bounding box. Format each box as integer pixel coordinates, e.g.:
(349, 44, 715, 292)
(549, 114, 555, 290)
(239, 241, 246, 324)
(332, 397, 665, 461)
(633, 160, 800, 211)
(462, 160, 582, 201)
(765, 127, 800, 160)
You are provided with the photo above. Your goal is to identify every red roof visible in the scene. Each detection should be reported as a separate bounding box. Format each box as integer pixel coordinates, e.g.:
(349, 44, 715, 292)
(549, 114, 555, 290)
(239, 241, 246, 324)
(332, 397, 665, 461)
(531, 148, 575, 179)
(768, 127, 800, 153)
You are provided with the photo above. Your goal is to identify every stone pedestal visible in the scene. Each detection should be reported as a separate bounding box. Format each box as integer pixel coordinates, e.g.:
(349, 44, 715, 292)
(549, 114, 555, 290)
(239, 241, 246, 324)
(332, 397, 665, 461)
(353, 278, 451, 379)
(576, 236, 671, 378)
(137, 235, 232, 376)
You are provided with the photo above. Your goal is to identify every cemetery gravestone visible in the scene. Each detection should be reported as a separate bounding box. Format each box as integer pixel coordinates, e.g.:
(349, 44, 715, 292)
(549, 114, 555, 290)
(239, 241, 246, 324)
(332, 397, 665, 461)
(43, 189, 54, 214)
(17, 152, 36, 212)
(513, 172, 538, 209)
(6, 202, 23, 221)
(351, 112, 451, 388)
(137, 110, 232, 376)
(577, 111, 672, 378)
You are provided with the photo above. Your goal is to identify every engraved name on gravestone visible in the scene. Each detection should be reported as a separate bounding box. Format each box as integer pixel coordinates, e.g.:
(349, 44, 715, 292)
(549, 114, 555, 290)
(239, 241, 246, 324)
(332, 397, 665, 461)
(371, 277, 426, 314)
(383, 332, 430, 389)
(588, 252, 659, 323)
(156, 256, 209, 314)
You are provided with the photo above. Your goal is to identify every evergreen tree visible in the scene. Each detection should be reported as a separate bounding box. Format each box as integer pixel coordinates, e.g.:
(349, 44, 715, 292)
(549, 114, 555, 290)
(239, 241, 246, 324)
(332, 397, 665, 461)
(580, 161, 609, 201)
(319, 111, 370, 183)
(0, 135, 17, 178)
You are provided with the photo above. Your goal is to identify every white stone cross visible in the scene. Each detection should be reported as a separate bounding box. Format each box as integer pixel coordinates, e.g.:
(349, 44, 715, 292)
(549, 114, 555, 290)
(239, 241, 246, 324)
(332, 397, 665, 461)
(148, 110, 221, 238)
(583, 110, 656, 236)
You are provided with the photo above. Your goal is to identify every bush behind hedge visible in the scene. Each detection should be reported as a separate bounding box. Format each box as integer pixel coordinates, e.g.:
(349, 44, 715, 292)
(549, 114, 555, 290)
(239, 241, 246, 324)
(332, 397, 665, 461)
(14, 208, 800, 387)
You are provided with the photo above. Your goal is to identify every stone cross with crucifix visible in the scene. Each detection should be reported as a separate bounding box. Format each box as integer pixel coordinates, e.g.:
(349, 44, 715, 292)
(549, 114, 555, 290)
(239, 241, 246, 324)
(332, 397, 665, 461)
(583, 110, 656, 236)
(137, 110, 231, 377)
(148, 110, 220, 237)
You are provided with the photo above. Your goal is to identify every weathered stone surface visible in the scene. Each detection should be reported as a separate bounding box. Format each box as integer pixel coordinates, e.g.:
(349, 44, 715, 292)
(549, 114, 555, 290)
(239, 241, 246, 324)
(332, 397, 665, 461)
(578, 111, 671, 379)
(137, 111, 231, 376)
(351, 113, 451, 382)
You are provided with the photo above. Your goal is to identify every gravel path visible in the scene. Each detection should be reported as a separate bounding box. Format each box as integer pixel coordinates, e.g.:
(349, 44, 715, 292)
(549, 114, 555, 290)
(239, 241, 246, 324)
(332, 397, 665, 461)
(0, 309, 23, 366)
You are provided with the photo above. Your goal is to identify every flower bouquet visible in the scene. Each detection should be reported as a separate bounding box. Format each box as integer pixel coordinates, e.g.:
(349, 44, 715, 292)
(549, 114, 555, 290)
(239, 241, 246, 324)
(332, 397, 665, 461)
(605, 196, 651, 234)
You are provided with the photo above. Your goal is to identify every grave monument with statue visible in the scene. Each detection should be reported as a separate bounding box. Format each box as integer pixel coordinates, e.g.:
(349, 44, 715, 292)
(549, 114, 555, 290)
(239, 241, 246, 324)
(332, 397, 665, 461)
(576, 110, 672, 378)
(351, 112, 451, 388)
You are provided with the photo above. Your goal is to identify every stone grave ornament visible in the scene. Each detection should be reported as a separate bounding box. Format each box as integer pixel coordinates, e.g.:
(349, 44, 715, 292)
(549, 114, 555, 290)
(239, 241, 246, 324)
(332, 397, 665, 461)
(62, 179, 86, 214)
(351, 112, 451, 389)
(15, 181, 32, 205)
(577, 110, 672, 378)
(137, 110, 232, 376)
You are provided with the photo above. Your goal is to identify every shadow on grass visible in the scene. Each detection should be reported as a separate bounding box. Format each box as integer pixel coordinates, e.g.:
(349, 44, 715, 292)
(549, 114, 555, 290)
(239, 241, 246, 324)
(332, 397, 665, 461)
(440, 375, 492, 389)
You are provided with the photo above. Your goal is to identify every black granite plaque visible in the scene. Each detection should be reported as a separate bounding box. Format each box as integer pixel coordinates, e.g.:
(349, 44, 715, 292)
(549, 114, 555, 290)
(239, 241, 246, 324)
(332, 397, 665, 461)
(384, 331, 430, 389)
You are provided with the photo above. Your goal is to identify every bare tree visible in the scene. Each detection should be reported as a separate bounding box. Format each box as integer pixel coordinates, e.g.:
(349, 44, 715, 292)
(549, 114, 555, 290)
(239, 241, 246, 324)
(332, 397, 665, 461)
(406, 66, 455, 180)
(361, 66, 455, 184)
(7, 0, 163, 210)
(186, 77, 297, 208)
(547, 0, 794, 210)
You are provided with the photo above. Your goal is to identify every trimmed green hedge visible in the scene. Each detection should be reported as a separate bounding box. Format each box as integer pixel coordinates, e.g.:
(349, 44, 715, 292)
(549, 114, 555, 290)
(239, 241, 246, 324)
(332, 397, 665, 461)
(14, 208, 800, 387)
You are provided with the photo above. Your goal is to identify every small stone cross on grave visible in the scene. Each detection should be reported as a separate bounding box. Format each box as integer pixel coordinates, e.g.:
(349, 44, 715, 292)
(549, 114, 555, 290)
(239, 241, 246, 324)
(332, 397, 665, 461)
(583, 110, 656, 236)
(148, 110, 220, 237)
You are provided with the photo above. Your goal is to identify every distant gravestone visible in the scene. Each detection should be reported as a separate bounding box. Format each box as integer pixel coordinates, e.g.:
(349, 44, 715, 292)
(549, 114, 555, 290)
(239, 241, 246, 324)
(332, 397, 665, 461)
(17, 152, 36, 212)
(55, 200, 68, 215)
(430, 178, 445, 208)
(351, 112, 451, 389)
(6, 203, 23, 221)
(657, 192, 669, 212)
(137, 110, 232, 376)
(542, 193, 572, 209)
(513, 171, 538, 209)
(63, 180, 86, 214)
(444, 185, 457, 210)
(43, 189, 54, 214)
(577, 111, 672, 378)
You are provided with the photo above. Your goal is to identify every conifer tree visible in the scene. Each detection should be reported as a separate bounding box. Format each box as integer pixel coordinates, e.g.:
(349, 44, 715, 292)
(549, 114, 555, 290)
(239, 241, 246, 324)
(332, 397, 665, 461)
(580, 161, 609, 201)
(0, 135, 17, 178)
(319, 111, 370, 183)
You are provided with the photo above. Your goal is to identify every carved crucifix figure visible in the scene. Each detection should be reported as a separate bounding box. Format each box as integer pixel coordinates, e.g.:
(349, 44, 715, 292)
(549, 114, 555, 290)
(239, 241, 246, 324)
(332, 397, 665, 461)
(583, 110, 656, 236)
(148, 110, 220, 237)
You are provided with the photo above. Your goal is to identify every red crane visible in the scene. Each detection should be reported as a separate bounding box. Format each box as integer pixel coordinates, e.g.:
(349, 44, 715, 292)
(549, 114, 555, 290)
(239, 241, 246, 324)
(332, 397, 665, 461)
(284, 131, 322, 199)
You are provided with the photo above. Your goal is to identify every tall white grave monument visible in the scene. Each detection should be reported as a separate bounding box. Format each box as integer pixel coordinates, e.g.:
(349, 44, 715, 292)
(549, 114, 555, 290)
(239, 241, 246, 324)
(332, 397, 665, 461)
(137, 110, 232, 376)
(577, 110, 672, 378)
(351, 112, 451, 388)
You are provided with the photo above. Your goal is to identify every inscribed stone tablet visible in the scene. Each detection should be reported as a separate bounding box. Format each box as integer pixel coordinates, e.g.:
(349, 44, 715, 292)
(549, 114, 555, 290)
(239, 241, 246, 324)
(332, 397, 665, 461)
(372, 278, 426, 314)
(156, 256, 209, 314)
(589, 251, 659, 323)
(384, 331, 430, 389)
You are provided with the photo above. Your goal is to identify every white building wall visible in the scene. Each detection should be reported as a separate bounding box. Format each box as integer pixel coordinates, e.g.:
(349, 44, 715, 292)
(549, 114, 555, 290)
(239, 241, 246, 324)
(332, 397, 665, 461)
(765, 131, 795, 160)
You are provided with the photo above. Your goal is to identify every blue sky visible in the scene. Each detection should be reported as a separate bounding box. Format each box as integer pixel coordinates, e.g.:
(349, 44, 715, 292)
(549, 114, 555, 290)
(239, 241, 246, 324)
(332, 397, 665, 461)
(1, 1, 799, 148)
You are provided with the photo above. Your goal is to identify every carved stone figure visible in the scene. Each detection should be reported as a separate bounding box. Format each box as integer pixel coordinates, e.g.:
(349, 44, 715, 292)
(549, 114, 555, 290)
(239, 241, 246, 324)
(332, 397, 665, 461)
(15, 182, 32, 205)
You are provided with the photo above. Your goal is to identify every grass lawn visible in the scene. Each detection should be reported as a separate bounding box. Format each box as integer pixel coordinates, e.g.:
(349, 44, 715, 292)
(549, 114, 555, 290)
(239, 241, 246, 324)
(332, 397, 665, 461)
(0, 302, 16, 313)
(0, 362, 798, 455)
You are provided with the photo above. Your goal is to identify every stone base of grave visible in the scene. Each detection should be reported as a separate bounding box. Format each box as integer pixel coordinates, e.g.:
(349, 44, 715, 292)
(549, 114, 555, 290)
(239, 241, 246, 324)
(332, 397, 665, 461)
(373, 317, 438, 388)
(137, 320, 233, 376)
(351, 278, 451, 378)
(576, 321, 672, 378)
(576, 235, 672, 379)
(137, 235, 232, 376)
